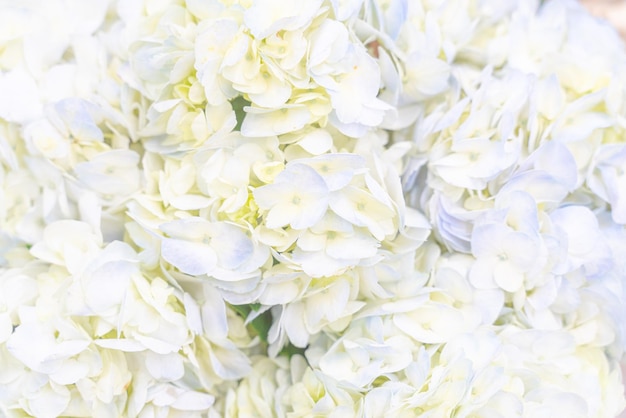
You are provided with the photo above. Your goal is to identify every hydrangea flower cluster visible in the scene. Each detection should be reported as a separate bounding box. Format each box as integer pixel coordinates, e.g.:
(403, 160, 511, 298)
(1, 0, 626, 416)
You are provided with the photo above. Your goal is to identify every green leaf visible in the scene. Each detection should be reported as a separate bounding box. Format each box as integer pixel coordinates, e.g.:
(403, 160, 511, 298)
(249, 310, 272, 343)
(279, 342, 306, 359)
(230, 303, 252, 318)
(231, 96, 251, 132)
(230, 303, 272, 342)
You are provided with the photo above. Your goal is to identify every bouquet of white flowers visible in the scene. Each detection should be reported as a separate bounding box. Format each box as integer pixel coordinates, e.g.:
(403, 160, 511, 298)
(1, 0, 626, 416)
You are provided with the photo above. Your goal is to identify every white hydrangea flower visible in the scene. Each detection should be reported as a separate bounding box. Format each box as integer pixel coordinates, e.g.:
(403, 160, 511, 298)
(224, 355, 291, 417)
(194, 133, 283, 215)
(73, 149, 142, 200)
(243, 0, 323, 40)
(160, 217, 269, 280)
(433, 252, 504, 327)
(157, 154, 213, 211)
(308, 19, 390, 136)
(588, 144, 626, 224)
(131, 380, 215, 417)
(254, 152, 412, 281)
(469, 221, 540, 293)
(281, 355, 363, 417)
(317, 316, 414, 387)
(2, 0, 626, 415)
(359, 330, 512, 417)
(499, 325, 626, 417)
(29, 219, 102, 275)
(241, 105, 316, 138)
(292, 212, 379, 277)
(253, 162, 329, 230)
(23, 118, 70, 160)
(270, 272, 365, 349)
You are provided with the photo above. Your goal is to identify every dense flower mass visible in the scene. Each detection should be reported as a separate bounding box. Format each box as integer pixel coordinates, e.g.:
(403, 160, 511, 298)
(1, 0, 626, 416)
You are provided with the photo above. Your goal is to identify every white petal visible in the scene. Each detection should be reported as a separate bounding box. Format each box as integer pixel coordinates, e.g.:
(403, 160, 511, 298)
(171, 391, 216, 411)
(471, 223, 510, 258)
(0, 69, 42, 123)
(210, 223, 253, 269)
(146, 351, 185, 381)
(330, 0, 364, 20)
(183, 293, 203, 335)
(529, 140, 577, 191)
(49, 359, 89, 385)
(493, 261, 524, 293)
(161, 238, 217, 275)
(209, 344, 251, 380)
(243, 0, 322, 39)
(27, 384, 70, 418)
(295, 153, 364, 191)
(326, 232, 378, 260)
(84, 259, 134, 313)
(297, 230, 327, 252)
(293, 248, 346, 277)
(241, 105, 311, 137)
(0, 313, 12, 343)
(469, 259, 497, 289)
(550, 206, 599, 256)
(201, 285, 229, 341)
(283, 303, 310, 347)
(94, 339, 145, 352)
(297, 128, 333, 155)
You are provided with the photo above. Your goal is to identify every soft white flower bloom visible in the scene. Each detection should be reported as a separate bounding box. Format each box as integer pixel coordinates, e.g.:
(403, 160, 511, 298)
(224, 355, 291, 417)
(422, 190, 483, 253)
(430, 137, 518, 190)
(433, 253, 504, 327)
(241, 105, 315, 138)
(160, 217, 268, 280)
(74, 149, 142, 199)
(194, 133, 283, 215)
(308, 19, 391, 136)
(328, 182, 396, 242)
(48, 98, 105, 144)
(130, 5, 197, 100)
(134, 382, 215, 417)
(254, 163, 329, 230)
(588, 144, 626, 224)
(0, 265, 39, 338)
(23, 118, 70, 160)
(30, 220, 102, 275)
(499, 140, 578, 206)
(318, 316, 414, 387)
(403, 52, 451, 101)
(62, 242, 136, 323)
(294, 153, 365, 191)
(533, 74, 566, 121)
(549, 205, 611, 277)
(359, 329, 515, 417)
(469, 222, 540, 293)
(288, 127, 334, 156)
(393, 298, 466, 344)
(158, 155, 212, 211)
(7, 308, 90, 380)
(293, 212, 379, 277)
(0, 69, 42, 123)
(197, 335, 252, 381)
(243, 0, 323, 39)
(499, 325, 626, 417)
(2, 0, 626, 415)
(269, 272, 365, 348)
(281, 355, 363, 417)
(257, 265, 311, 306)
(194, 17, 242, 106)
